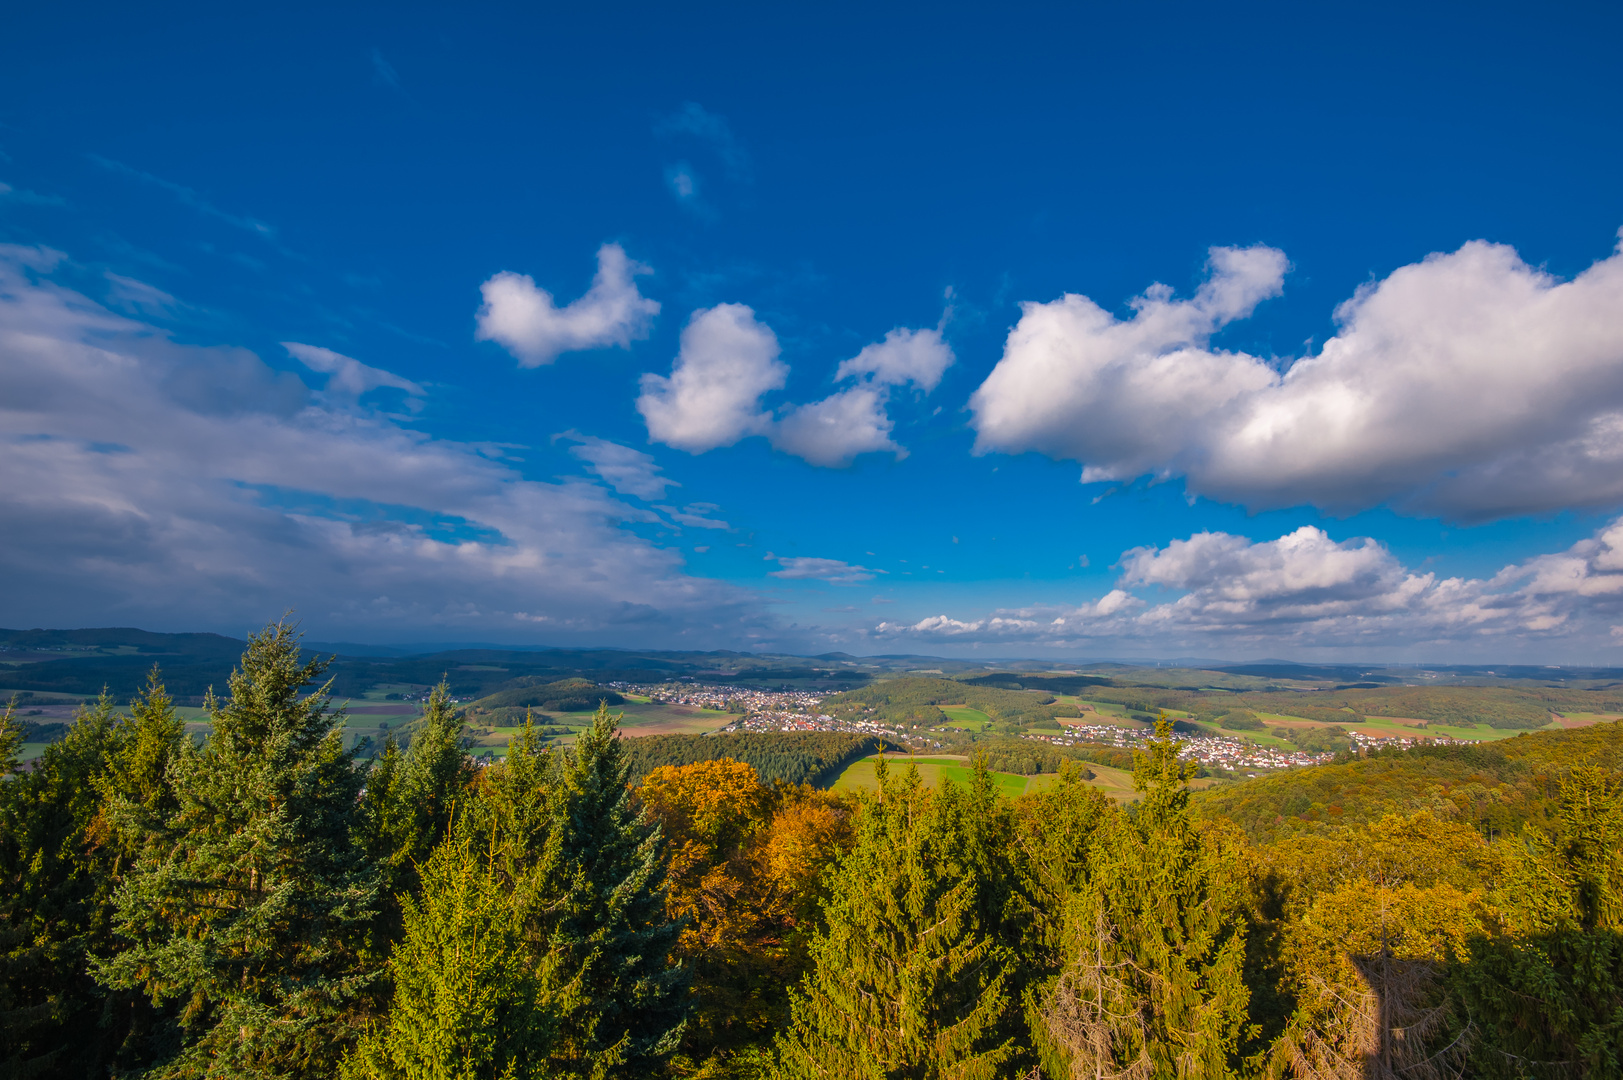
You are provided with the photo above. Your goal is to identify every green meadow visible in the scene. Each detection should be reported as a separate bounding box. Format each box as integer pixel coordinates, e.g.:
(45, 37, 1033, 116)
(829, 754, 1157, 802)
(939, 705, 992, 731)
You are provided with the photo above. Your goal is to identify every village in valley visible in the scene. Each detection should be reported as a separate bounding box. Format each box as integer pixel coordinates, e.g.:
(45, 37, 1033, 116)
(608, 675, 1493, 778)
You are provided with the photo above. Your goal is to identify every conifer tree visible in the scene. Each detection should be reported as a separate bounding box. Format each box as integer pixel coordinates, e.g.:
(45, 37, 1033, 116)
(94, 621, 381, 1079)
(360, 681, 474, 922)
(458, 710, 557, 883)
(774, 761, 1019, 1079)
(95, 668, 187, 870)
(1031, 721, 1253, 1079)
(344, 825, 555, 1079)
(1454, 764, 1623, 1076)
(0, 697, 21, 777)
(348, 712, 562, 1078)
(0, 692, 143, 1075)
(544, 702, 687, 1077)
(1013, 761, 1112, 992)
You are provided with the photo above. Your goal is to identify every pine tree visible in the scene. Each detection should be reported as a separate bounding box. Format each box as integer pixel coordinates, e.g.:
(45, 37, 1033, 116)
(0, 692, 143, 1075)
(1453, 764, 1623, 1077)
(459, 710, 560, 891)
(344, 825, 555, 1079)
(774, 760, 1019, 1079)
(1031, 721, 1254, 1079)
(95, 668, 187, 870)
(544, 703, 687, 1077)
(359, 681, 474, 924)
(347, 711, 562, 1078)
(94, 621, 382, 1079)
(1013, 761, 1112, 1000)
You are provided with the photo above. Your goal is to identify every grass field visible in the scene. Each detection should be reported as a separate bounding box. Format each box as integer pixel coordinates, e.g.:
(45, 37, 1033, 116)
(1069, 762, 1139, 801)
(828, 754, 1176, 802)
(831, 755, 1029, 798)
(1344, 714, 1559, 742)
(940, 705, 991, 731)
(1553, 712, 1623, 728)
(461, 702, 739, 758)
(614, 702, 740, 735)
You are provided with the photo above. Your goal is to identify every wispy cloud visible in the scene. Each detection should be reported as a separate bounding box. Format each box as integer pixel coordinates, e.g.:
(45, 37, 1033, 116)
(768, 555, 877, 584)
(656, 102, 751, 181)
(663, 161, 714, 217)
(660, 503, 731, 530)
(558, 433, 676, 500)
(370, 48, 402, 90)
(0, 181, 66, 207)
(104, 273, 183, 319)
(86, 154, 298, 258)
(0, 244, 768, 645)
(282, 342, 425, 399)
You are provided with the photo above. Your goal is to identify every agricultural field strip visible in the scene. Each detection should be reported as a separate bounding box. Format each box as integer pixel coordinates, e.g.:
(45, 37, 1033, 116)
(830, 754, 1146, 802)
(19, 666, 1601, 778)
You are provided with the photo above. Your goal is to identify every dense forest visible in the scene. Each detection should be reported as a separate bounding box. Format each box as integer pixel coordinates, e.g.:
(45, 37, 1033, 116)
(2, 624, 1620, 1077)
(0, 629, 883, 706)
(821, 677, 1084, 731)
(1079, 684, 1623, 731)
(620, 733, 886, 787)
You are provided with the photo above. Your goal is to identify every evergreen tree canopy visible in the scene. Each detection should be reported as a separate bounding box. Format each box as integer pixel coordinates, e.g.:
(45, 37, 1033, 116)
(359, 681, 474, 921)
(344, 826, 554, 1080)
(94, 622, 381, 1079)
(3, 624, 1623, 1078)
(94, 670, 187, 870)
(1453, 765, 1623, 1077)
(1031, 721, 1254, 1080)
(775, 758, 1020, 1080)
(546, 703, 688, 1077)
(0, 693, 150, 1076)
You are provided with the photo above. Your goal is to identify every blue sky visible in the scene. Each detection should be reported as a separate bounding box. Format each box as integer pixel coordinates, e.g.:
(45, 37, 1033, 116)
(3, 1, 1623, 660)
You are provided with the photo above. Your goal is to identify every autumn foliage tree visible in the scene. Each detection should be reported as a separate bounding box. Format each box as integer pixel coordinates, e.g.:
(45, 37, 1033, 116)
(639, 758, 853, 1069)
(4, 621, 1623, 1078)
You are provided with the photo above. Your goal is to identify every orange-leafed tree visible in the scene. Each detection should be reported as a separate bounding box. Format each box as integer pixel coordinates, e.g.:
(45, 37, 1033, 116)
(639, 758, 853, 1071)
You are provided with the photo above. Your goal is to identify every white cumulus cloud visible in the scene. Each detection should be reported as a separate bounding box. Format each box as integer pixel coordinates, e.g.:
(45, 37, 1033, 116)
(771, 385, 901, 467)
(835, 326, 954, 391)
(868, 517, 1623, 658)
(475, 243, 660, 367)
(640, 306, 952, 467)
(970, 234, 1623, 521)
(637, 303, 786, 452)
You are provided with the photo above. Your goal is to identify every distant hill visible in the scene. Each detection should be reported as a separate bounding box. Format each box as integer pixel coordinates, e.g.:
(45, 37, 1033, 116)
(0, 628, 877, 704)
(1195, 719, 1623, 842)
(8, 625, 1623, 711)
(464, 677, 624, 714)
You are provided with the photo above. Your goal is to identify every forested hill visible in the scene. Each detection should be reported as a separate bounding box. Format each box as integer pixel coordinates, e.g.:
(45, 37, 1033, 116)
(4, 623, 1622, 1076)
(819, 677, 1084, 729)
(0, 628, 877, 703)
(1195, 719, 1623, 841)
(619, 732, 886, 786)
